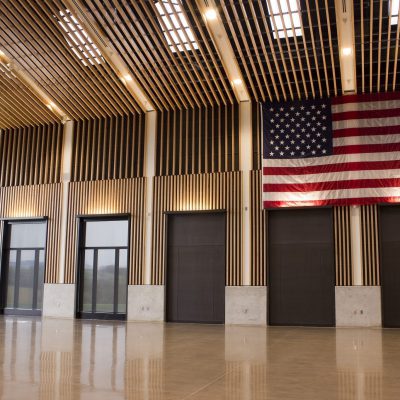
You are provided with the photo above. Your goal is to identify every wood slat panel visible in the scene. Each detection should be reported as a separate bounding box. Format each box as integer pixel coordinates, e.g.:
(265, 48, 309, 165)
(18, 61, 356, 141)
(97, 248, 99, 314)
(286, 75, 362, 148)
(250, 170, 266, 286)
(355, 0, 400, 93)
(252, 103, 262, 171)
(64, 178, 146, 285)
(156, 104, 239, 176)
(217, 0, 341, 100)
(0, 0, 142, 120)
(0, 68, 59, 130)
(0, 183, 62, 283)
(71, 112, 145, 181)
(334, 206, 352, 286)
(0, 122, 63, 187)
(361, 204, 380, 285)
(151, 172, 242, 286)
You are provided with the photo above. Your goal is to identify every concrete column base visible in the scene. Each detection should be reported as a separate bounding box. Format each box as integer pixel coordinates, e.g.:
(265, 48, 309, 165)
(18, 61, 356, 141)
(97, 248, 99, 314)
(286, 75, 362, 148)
(42, 284, 76, 319)
(225, 286, 267, 325)
(127, 285, 165, 322)
(335, 286, 382, 327)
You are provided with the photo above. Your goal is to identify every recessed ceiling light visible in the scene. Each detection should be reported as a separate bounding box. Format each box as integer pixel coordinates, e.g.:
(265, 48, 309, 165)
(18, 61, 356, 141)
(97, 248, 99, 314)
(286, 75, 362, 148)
(205, 8, 217, 21)
(124, 74, 133, 82)
(232, 78, 242, 86)
(47, 102, 55, 111)
(341, 47, 352, 56)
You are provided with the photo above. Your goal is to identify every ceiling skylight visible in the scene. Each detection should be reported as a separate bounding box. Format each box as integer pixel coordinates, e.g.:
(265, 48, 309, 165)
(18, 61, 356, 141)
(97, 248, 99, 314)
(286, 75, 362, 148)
(58, 10, 103, 66)
(391, 0, 399, 25)
(155, 0, 199, 53)
(266, 0, 302, 39)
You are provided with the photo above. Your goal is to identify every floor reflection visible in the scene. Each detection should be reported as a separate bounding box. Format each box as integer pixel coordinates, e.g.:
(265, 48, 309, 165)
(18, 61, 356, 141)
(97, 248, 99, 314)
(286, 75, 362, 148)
(0, 317, 399, 399)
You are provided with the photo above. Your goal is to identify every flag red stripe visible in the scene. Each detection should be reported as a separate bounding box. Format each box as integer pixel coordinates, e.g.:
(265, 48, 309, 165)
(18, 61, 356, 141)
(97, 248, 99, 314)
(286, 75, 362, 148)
(263, 196, 400, 208)
(263, 178, 400, 193)
(333, 125, 400, 138)
(334, 142, 400, 155)
(263, 160, 400, 176)
(332, 91, 400, 105)
(332, 108, 400, 121)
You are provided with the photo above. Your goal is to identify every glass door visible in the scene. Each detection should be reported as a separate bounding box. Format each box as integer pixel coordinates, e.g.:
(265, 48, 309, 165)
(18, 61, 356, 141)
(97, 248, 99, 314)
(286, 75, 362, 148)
(1, 220, 47, 315)
(77, 217, 129, 320)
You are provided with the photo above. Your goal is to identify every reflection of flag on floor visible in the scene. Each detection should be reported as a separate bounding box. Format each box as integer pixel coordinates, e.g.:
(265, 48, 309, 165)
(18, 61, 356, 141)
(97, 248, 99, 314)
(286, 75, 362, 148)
(262, 92, 400, 208)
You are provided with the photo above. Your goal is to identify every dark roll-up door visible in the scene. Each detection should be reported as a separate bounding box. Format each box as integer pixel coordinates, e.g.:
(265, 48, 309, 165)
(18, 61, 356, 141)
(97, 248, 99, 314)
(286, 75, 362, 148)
(268, 208, 335, 326)
(380, 206, 400, 327)
(166, 212, 225, 324)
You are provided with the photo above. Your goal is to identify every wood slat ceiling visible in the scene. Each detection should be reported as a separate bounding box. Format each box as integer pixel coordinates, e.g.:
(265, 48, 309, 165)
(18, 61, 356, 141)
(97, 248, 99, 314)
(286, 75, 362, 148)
(0, 0, 143, 122)
(354, 0, 400, 93)
(1, 0, 400, 130)
(216, 0, 341, 101)
(84, 0, 235, 109)
(0, 66, 58, 129)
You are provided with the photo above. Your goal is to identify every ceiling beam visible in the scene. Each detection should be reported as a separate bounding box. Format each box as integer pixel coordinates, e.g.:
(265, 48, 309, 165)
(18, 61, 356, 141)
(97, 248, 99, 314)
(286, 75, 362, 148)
(194, 0, 250, 102)
(62, 0, 154, 112)
(0, 49, 69, 122)
(335, 0, 357, 94)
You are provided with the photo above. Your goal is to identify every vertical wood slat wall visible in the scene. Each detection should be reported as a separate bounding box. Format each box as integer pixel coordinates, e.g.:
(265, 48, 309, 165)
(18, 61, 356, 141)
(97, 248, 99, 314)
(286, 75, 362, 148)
(71, 112, 145, 181)
(151, 172, 242, 286)
(0, 123, 63, 186)
(64, 178, 146, 285)
(155, 104, 239, 176)
(250, 170, 266, 285)
(0, 184, 62, 283)
(334, 206, 353, 286)
(361, 204, 380, 285)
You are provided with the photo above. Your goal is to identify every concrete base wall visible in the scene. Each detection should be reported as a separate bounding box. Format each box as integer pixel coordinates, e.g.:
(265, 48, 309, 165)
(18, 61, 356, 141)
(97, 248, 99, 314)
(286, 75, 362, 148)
(42, 284, 76, 319)
(127, 285, 165, 322)
(225, 286, 267, 325)
(335, 286, 382, 327)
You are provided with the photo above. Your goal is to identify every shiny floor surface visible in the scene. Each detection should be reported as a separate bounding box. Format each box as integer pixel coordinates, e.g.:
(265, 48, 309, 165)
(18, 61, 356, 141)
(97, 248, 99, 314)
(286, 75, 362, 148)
(0, 317, 399, 399)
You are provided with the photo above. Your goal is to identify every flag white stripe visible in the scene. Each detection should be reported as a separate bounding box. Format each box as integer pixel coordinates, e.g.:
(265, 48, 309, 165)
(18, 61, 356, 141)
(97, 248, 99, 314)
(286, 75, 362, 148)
(333, 116, 400, 130)
(332, 99, 400, 113)
(263, 187, 400, 202)
(263, 150, 400, 168)
(263, 169, 400, 184)
(333, 134, 400, 147)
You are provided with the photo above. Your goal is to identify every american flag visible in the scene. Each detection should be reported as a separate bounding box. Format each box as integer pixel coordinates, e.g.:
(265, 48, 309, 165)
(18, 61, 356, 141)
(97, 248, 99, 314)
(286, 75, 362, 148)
(262, 92, 400, 208)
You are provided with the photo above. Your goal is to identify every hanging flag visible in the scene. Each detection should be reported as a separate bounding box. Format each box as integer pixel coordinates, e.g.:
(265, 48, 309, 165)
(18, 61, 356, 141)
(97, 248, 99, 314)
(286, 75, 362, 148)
(262, 92, 400, 208)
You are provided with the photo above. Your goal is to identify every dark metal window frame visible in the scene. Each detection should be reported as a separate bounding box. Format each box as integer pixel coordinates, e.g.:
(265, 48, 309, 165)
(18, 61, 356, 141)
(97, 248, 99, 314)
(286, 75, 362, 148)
(75, 214, 130, 321)
(0, 218, 48, 316)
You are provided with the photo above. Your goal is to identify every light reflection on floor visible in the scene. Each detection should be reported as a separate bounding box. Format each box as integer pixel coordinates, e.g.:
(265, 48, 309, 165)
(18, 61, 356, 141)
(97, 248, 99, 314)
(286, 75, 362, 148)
(0, 316, 398, 399)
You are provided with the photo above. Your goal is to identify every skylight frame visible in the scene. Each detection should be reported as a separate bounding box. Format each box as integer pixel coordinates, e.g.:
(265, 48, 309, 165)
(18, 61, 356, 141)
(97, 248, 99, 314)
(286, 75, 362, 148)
(58, 9, 104, 66)
(155, 0, 199, 53)
(266, 0, 302, 40)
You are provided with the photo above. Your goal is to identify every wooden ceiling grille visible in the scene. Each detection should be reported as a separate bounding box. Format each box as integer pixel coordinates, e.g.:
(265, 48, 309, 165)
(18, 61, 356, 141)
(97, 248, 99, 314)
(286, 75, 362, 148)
(83, 0, 235, 109)
(354, 0, 400, 93)
(0, 0, 142, 120)
(216, 0, 341, 101)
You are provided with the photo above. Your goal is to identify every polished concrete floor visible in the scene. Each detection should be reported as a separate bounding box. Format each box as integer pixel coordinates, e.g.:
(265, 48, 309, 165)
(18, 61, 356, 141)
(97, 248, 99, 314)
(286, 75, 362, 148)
(0, 317, 399, 399)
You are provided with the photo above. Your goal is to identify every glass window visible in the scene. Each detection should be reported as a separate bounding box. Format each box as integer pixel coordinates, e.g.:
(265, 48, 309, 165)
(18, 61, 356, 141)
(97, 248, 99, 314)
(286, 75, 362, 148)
(82, 250, 94, 312)
(391, 0, 399, 25)
(6, 251, 17, 308)
(95, 249, 115, 313)
(9, 222, 46, 249)
(18, 250, 35, 309)
(155, 0, 199, 53)
(57, 9, 104, 66)
(118, 249, 128, 313)
(267, 0, 302, 39)
(85, 220, 129, 248)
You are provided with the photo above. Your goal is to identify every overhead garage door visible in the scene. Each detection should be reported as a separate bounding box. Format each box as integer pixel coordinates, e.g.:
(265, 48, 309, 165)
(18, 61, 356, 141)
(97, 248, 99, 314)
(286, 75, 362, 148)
(380, 205, 400, 327)
(268, 208, 335, 326)
(166, 212, 225, 324)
